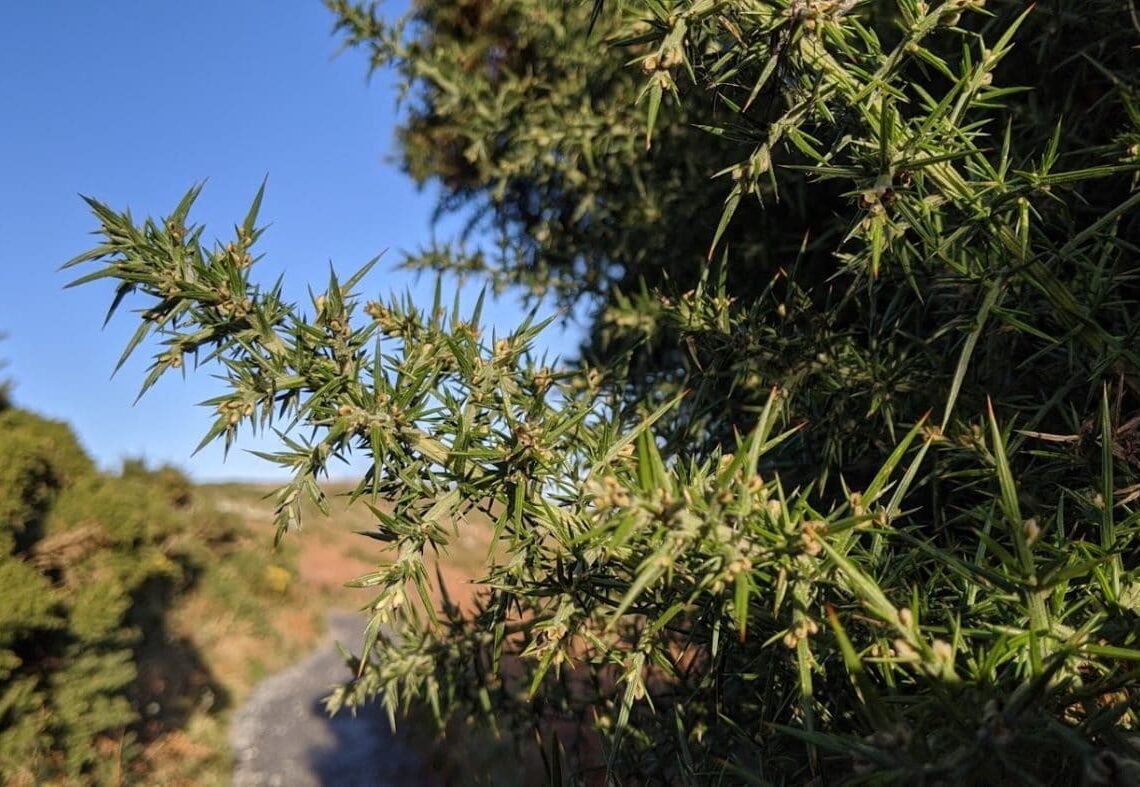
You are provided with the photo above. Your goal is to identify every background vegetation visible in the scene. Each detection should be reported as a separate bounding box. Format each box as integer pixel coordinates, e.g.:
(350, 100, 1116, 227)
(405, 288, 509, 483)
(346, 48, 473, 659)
(55, 0, 1140, 783)
(0, 384, 330, 785)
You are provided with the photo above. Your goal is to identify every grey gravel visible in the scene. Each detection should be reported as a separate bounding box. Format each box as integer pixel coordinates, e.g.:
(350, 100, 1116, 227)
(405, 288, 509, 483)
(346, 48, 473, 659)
(230, 609, 428, 787)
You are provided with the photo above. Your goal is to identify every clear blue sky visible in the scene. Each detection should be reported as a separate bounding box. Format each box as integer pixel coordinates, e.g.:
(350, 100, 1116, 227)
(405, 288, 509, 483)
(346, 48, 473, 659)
(1, 1, 578, 482)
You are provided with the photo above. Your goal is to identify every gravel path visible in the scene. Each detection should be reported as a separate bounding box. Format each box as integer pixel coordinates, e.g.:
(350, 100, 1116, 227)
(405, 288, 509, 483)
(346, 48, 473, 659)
(230, 610, 428, 787)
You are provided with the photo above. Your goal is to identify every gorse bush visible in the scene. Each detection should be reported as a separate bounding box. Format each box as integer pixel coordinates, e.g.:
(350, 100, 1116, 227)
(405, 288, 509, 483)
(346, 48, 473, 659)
(67, 0, 1139, 783)
(0, 398, 236, 784)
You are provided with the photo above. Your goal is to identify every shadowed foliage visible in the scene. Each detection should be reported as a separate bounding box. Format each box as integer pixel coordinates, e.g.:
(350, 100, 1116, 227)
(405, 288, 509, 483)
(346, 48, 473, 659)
(0, 399, 236, 785)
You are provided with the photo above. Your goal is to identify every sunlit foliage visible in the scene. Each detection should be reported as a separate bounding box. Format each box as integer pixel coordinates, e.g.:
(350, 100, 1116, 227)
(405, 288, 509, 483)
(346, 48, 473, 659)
(68, 0, 1140, 782)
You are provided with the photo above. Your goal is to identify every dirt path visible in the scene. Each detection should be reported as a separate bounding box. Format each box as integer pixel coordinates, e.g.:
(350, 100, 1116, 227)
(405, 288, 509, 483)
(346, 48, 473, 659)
(230, 609, 429, 787)
(213, 486, 488, 786)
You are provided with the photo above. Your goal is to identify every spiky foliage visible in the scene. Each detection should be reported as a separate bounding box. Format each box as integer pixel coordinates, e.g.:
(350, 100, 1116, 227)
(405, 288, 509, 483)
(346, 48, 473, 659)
(67, 0, 1140, 783)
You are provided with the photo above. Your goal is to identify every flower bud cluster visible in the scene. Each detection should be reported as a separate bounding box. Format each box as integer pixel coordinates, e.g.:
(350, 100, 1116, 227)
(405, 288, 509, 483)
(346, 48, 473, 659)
(493, 337, 521, 369)
(215, 292, 252, 320)
(588, 475, 632, 510)
(217, 397, 255, 425)
(936, 0, 986, 27)
(641, 43, 684, 92)
(370, 586, 406, 625)
(313, 295, 350, 339)
(782, 616, 820, 648)
(708, 542, 755, 595)
(955, 423, 986, 450)
(219, 239, 253, 269)
(570, 367, 604, 392)
(335, 393, 406, 433)
(165, 219, 185, 243)
(786, 0, 860, 30)
(512, 421, 555, 467)
(364, 300, 411, 338)
(155, 272, 182, 299)
(731, 146, 771, 183)
(799, 519, 828, 557)
(529, 366, 555, 397)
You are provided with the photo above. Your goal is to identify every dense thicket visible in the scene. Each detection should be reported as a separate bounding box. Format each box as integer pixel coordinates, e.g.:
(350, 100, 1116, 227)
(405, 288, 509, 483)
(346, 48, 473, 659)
(0, 399, 231, 784)
(67, 0, 1139, 783)
(332, 0, 1140, 475)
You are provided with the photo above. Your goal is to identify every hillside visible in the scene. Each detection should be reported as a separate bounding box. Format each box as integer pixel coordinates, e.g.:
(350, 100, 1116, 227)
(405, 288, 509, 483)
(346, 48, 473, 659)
(0, 400, 500, 785)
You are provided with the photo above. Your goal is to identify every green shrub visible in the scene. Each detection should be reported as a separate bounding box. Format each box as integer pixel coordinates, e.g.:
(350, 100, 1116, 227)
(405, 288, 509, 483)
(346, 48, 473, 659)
(0, 411, 232, 784)
(0, 409, 95, 553)
(67, 0, 1139, 783)
(121, 458, 194, 509)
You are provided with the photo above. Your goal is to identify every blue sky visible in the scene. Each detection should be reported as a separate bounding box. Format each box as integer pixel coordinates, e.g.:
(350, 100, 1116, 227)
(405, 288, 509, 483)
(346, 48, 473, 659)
(1, 2, 579, 482)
